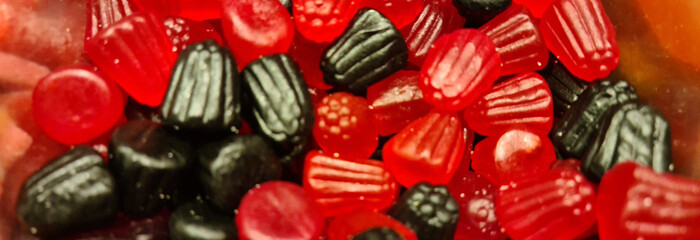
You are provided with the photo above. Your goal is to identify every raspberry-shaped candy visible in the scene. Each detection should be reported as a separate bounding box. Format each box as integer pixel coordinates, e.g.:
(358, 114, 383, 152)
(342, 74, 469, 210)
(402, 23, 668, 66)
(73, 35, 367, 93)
(303, 151, 399, 217)
(479, 4, 549, 76)
(222, 0, 295, 69)
(401, 3, 465, 67)
(597, 162, 700, 240)
(361, 0, 424, 29)
(163, 17, 223, 54)
(313, 92, 378, 159)
(465, 72, 553, 136)
(447, 171, 506, 240)
(85, 12, 178, 107)
(420, 29, 501, 111)
(497, 169, 597, 240)
(293, 0, 362, 43)
(327, 210, 418, 240)
(85, 0, 136, 43)
(236, 181, 326, 240)
(472, 128, 556, 185)
(388, 183, 459, 240)
(383, 111, 466, 187)
(540, 0, 619, 81)
(367, 71, 432, 136)
(32, 66, 125, 145)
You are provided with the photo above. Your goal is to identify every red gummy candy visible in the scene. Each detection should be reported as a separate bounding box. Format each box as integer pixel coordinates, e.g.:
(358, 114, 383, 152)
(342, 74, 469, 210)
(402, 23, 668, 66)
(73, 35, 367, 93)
(164, 17, 223, 54)
(597, 162, 700, 240)
(401, 3, 465, 67)
(32, 66, 125, 145)
(236, 181, 326, 240)
(420, 29, 502, 111)
(497, 169, 597, 240)
(303, 151, 399, 217)
(479, 4, 549, 76)
(287, 34, 333, 90)
(313, 93, 378, 160)
(222, 0, 295, 69)
(133, 0, 223, 21)
(307, 86, 329, 107)
(85, 0, 137, 43)
(383, 111, 466, 187)
(292, 0, 362, 43)
(367, 71, 433, 136)
(551, 158, 582, 172)
(464, 72, 553, 136)
(540, 0, 619, 81)
(513, 0, 557, 18)
(85, 12, 177, 107)
(471, 128, 556, 185)
(362, 0, 424, 29)
(327, 210, 418, 240)
(447, 171, 507, 240)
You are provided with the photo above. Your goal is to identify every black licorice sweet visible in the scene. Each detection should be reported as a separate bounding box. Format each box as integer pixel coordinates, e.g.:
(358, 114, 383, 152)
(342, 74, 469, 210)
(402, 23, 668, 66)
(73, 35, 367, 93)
(169, 197, 238, 240)
(388, 182, 459, 240)
(453, 0, 512, 28)
(539, 54, 589, 117)
(351, 227, 404, 240)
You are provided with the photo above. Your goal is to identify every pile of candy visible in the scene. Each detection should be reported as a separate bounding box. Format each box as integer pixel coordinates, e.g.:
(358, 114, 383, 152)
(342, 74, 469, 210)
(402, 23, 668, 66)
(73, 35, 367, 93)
(1, 0, 699, 239)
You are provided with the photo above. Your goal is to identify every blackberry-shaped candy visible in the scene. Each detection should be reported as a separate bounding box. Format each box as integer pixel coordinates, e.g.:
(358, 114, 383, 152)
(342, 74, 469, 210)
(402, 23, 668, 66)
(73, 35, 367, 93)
(388, 182, 459, 240)
(198, 135, 282, 213)
(321, 8, 408, 94)
(161, 40, 241, 136)
(453, 0, 512, 28)
(169, 197, 238, 240)
(16, 146, 118, 237)
(539, 55, 589, 117)
(109, 120, 192, 218)
(351, 227, 404, 240)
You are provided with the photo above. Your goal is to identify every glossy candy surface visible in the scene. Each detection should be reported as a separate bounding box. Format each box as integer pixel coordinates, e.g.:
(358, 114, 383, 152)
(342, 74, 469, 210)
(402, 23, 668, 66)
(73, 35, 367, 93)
(163, 17, 223, 55)
(465, 72, 553, 136)
(513, 0, 556, 18)
(387, 183, 459, 240)
(453, 0, 512, 27)
(168, 197, 238, 240)
(479, 4, 549, 76)
(539, 55, 588, 117)
(292, 0, 362, 43)
(287, 35, 333, 90)
(351, 228, 403, 240)
(32, 66, 124, 145)
(85, 12, 178, 107)
(540, 0, 619, 81)
(314, 93, 378, 160)
(401, 3, 465, 67)
(367, 71, 432, 136)
(597, 162, 700, 240)
(321, 8, 408, 94)
(327, 210, 418, 240)
(85, 0, 136, 43)
(420, 29, 501, 111)
(383, 111, 465, 187)
(303, 151, 399, 217)
(447, 171, 506, 240)
(362, 0, 424, 29)
(133, 0, 223, 21)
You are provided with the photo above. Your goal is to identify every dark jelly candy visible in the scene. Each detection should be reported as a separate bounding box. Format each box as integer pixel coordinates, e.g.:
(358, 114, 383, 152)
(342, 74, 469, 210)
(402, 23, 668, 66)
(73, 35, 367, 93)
(169, 197, 239, 240)
(539, 55, 589, 117)
(388, 182, 459, 240)
(453, 0, 512, 28)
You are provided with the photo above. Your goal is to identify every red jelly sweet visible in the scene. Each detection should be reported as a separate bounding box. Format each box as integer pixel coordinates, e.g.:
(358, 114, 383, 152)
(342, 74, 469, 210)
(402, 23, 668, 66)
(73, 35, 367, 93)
(236, 181, 325, 240)
(292, 0, 362, 43)
(85, 12, 177, 107)
(367, 71, 433, 136)
(471, 128, 557, 185)
(497, 169, 597, 240)
(133, 0, 223, 21)
(85, 0, 136, 43)
(32, 65, 125, 145)
(401, 3, 465, 67)
(447, 170, 507, 240)
(327, 210, 418, 240)
(303, 151, 399, 217)
(287, 34, 333, 90)
(464, 72, 553, 136)
(479, 4, 549, 76)
(540, 0, 619, 81)
(513, 0, 557, 18)
(383, 111, 465, 187)
(420, 29, 502, 111)
(362, 0, 424, 30)
(222, 0, 295, 69)
(597, 162, 700, 240)
(163, 17, 223, 55)
(551, 158, 582, 172)
(313, 93, 378, 159)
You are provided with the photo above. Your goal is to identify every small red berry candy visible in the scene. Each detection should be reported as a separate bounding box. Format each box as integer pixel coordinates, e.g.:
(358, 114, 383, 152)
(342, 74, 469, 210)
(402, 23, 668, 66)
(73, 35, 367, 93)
(597, 162, 700, 239)
(222, 0, 294, 69)
(464, 72, 553, 136)
(293, 0, 362, 43)
(327, 210, 418, 240)
(367, 71, 433, 136)
(383, 111, 465, 187)
(287, 34, 333, 90)
(303, 151, 399, 217)
(539, 0, 619, 81)
(401, 3, 466, 67)
(497, 169, 597, 240)
(133, 0, 223, 21)
(471, 128, 556, 185)
(163, 17, 223, 54)
(479, 4, 549, 76)
(32, 66, 125, 145)
(420, 29, 502, 111)
(85, 0, 137, 43)
(513, 0, 557, 18)
(446, 171, 507, 240)
(362, 0, 424, 29)
(236, 181, 325, 240)
(85, 12, 177, 107)
(313, 93, 378, 159)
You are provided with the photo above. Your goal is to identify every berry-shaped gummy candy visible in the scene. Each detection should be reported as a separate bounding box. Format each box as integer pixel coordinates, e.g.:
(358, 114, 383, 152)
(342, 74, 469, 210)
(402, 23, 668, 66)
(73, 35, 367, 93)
(163, 17, 223, 55)
(292, 0, 362, 43)
(314, 92, 378, 159)
(327, 210, 418, 240)
(388, 183, 459, 240)
(85, 0, 136, 43)
(446, 171, 506, 240)
(367, 71, 432, 136)
(401, 3, 466, 67)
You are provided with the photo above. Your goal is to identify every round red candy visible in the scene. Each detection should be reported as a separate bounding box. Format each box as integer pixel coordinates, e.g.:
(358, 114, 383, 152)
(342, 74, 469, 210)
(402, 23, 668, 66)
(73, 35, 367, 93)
(313, 92, 378, 160)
